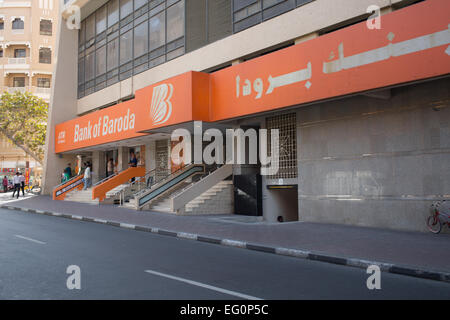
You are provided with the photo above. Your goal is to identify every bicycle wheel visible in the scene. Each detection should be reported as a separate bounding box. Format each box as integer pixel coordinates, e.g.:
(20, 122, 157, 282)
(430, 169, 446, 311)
(427, 215, 442, 234)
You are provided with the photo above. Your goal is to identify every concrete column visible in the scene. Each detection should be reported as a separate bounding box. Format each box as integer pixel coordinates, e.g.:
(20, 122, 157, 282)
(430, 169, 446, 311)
(145, 141, 156, 173)
(92, 151, 106, 184)
(42, 10, 79, 194)
(117, 147, 129, 171)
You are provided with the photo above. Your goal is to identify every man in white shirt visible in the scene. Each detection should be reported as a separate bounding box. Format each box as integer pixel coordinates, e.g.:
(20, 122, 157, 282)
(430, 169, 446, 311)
(12, 172, 21, 199)
(83, 163, 91, 190)
(19, 173, 26, 196)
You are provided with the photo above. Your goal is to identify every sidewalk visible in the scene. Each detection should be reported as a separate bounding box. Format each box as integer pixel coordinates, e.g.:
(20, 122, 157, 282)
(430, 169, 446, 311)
(3, 195, 450, 281)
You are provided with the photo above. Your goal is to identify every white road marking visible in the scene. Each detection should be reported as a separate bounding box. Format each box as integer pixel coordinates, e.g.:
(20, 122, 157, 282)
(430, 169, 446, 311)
(14, 235, 46, 245)
(144, 269, 262, 300)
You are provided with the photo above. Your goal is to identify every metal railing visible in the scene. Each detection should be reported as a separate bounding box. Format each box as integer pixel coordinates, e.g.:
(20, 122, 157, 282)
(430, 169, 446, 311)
(132, 164, 191, 200)
(8, 57, 28, 64)
(136, 164, 206, 209)
(114, 168, 160, 205)
(92, 170, 121, 187)
(113, 165, 192, 206)
(168, 164, 222, 199)
(53, 173, 84, 190)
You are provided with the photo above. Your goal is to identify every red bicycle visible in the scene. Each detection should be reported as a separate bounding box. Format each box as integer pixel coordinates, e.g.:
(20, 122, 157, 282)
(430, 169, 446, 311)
(427, 200, 450, 234)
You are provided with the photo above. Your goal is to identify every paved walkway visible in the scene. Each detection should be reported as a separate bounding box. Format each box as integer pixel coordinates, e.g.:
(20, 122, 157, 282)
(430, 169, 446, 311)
(4, 195, 450, 274)
(0, 191, 35, 203)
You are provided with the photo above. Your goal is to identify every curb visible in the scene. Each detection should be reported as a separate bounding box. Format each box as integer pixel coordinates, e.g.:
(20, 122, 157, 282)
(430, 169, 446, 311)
(3, 204, 450, 283)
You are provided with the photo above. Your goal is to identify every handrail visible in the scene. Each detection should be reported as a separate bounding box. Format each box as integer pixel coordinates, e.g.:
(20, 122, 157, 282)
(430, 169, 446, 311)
(53, 172, 84, 190)
(172, 164, 232, 213)
(113, 168, 158, 200)
(53, 174, 85, 200)
(132, 163, 191, 199)
(92, 166, 146, 201)
(93, 165, 146, 188)
(136, 164, 205, 209)
(168, 164, 222, 199)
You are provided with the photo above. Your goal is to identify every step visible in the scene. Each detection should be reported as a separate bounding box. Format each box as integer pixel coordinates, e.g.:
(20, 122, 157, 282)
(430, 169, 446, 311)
(149, 206, 175, 214)
(121, 202, 136, 209)
(151, 205, 171, 210)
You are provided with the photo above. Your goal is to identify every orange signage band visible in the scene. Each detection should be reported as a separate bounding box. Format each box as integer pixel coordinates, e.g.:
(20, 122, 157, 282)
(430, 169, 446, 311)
(55, 0, 450, 153)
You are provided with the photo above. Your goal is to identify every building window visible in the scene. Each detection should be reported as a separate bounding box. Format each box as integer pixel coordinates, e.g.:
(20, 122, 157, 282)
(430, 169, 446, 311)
(233, 0, 314, 33)
(85, 14, 95, 42)
(14, 49, 26, 58)
(107, 0, 120, 27)
(40, 19, 52, 36)
(0, 20, 4, 30)
(78, 0, 186, 98)
(166, 1, 184, 43)
(12, 18, 24, 30)
(266, 113, 298, 179)
(37, 78, 51, 88)
(0, 50, 3, 58)
(185, 0, 232, 53)
(149, 11, 165, 51)
(39, 48, 52, 64)
(107, 38, 119, 71)
(13, 77, 25, 87)
(134, 0, 147, 10)
(96, 45, 107, 78)
(96, 5, 107, 35)
(120, 0, 133, 20)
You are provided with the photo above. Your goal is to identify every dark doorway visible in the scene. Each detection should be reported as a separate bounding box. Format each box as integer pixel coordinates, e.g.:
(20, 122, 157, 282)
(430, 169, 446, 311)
(234, 174, 262, 216)
(267, 185, 299, 222)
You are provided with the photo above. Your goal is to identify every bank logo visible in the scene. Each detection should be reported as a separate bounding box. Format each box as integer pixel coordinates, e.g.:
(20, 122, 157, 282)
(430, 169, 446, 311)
(150, 83, 173, 126)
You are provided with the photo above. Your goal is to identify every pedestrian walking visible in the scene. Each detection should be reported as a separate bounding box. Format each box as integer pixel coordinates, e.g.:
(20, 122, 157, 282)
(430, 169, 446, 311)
(12, 172, 21, 199)
(19, 172, 25, 196)
(83, 162, 92, 190)
(2, 176, 8, 193)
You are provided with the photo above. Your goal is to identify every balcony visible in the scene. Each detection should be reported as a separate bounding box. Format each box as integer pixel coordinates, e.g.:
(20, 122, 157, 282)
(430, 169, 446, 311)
(4, 86, 51, 101)
(6, 86, 28, 94)
(3, 57, 30, 71)
(8, 57, 27, 64)
(11, 29, 25, 35)
(31, 86, 51, 100)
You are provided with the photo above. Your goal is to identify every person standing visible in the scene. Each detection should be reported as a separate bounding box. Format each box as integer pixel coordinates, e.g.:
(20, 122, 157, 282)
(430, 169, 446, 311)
(12, 172, 21, 199)
(129, 152, 138, 183)
(129, 152, 138, 168)
(2, 176, 8, 193)
(107, 158, 114, 177)
(19, 172, 26, 196)
(83, 162, 91, 190)
(64, 163, 72, 181)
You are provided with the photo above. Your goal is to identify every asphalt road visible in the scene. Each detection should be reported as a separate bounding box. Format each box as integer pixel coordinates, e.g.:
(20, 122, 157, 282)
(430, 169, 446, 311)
(1, 208, 450, 300)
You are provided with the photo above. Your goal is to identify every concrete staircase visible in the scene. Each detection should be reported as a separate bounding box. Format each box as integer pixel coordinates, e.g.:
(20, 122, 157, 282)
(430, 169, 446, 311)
(146, 181, 192, 213)
(64, 189, 99, 205)
(184, 181, 233, 215)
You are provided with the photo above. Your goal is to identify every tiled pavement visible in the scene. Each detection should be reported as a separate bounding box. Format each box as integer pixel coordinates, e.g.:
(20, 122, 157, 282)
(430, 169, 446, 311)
(3, 195, 450, 279)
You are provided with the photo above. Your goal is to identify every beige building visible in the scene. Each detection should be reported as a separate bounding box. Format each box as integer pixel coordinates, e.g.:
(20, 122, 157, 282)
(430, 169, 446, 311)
(44, 0, 450, 232)
(0, 0, 58, 101)
(0, 0, 58, 185)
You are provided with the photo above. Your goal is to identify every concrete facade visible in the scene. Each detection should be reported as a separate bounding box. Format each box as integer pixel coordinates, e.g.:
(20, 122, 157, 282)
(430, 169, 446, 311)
(43, 0, 449, 232)
(296, 78, 450, 232)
